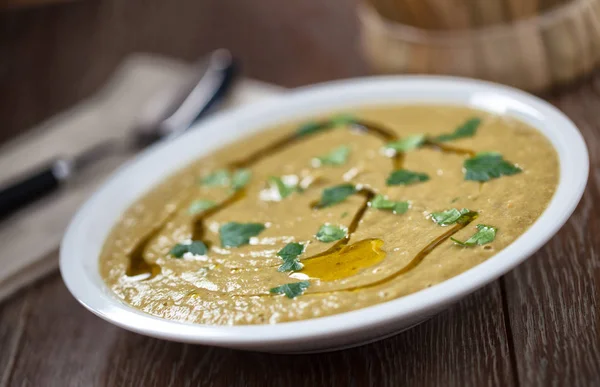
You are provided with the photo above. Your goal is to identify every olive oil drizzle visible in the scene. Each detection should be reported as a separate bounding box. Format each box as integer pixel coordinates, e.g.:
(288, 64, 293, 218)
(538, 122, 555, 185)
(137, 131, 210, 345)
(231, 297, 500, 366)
(125, 117, 476, 286)
(352, 120, 403, 169)
(422, 139, 476, 157)
(219, 214, 478, 298)
(190, 189, 245, 241)
(125, 229, 163, 279)
(326, 211, 478, 293)
(126, 119, 398, 279)
(190, 212, 477, 298)
(307, 188, 375, 259)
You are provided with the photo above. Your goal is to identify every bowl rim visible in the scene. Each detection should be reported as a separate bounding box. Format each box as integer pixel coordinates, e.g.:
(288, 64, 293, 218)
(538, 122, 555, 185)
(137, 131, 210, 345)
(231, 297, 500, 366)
(60, 75, 589, 350)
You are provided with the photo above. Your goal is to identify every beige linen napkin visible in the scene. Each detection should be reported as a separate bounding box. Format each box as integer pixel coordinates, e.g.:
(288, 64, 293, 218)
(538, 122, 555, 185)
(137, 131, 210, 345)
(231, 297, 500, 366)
(0, 54, 283, 302)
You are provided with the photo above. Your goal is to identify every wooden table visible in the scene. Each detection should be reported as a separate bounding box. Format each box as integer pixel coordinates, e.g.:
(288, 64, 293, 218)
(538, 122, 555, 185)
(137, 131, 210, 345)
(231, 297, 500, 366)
(1, 1, 600, 386)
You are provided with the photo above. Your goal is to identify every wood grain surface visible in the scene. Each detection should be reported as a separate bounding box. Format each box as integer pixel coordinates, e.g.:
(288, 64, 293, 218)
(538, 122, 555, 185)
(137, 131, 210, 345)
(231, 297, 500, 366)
(1, 0, 600, 386)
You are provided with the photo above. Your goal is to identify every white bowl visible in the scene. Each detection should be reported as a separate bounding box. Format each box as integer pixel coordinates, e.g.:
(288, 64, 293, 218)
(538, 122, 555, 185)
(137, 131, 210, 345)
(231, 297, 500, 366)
(60, 76, 588, 353)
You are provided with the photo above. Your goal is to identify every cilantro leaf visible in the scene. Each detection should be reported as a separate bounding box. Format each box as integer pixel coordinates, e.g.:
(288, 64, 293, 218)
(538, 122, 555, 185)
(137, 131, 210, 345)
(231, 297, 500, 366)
(270, 281, 310, 299)
(169, 244, 188, 257)
(296, 114, 356, 137)
(435, 117, 481, 142)
(200, 170, 230, 187)
(314, 145, 350, 166)
(431, 208, 468, 225)
(316, 224, 347, 242)
(383, 134, 426, 153)
(219, 222, 266, 248)
(200, 169, 252, 190)
(451, 224, 497, 246)
(277, 242, 304, 272)
(315, 184, 356, 208)
(431, 208, 478, 226)
(386, 169, 430, 186)
(269, 176, 299, 200)
(370, 194, 409, 214)
(277, 242, 304, 259)
(188, 199, 216, 215)
(464, 152, 522, 182)
(231, 169, 252, 191)
(330, 113, 356, 127)
(169, 241, 208, 258)
(296, 121, 324, 137)
(188, 241, 208, 255)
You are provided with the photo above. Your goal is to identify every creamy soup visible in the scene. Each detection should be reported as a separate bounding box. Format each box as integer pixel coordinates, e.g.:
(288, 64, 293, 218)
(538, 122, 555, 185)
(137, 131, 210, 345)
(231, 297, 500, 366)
(99, 105, 558, 325)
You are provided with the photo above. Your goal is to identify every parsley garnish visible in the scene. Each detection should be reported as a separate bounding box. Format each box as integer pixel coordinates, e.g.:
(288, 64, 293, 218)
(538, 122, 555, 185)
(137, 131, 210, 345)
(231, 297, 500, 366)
(270, 281, 310, 299)
(313, 145, 350, 166)
(316, 224, 346, 242)
(434, 117, 481, 142)
(296, 114, 356, 137)
(370, 194, 409, 214)
(268, 176, 298, 200)
(277, 242, 304, 272)
(188, 199, 216, 215)
(383, 134, 426, 153)
(464, 152, 522, 182)
(219, 222, 266, 248)
(231, 169, 252, 191)
(386, 169, 430, 186)
(296, 121, 323, 137)
(200, 169, 252, 190)
(330, 113, 356, 127)
(431, 208, 478, 226)
(451, 224, 497, 246)
(200, 169, 230, 187)
(315, 184, 356, 208)
(169, 241, 208, 258)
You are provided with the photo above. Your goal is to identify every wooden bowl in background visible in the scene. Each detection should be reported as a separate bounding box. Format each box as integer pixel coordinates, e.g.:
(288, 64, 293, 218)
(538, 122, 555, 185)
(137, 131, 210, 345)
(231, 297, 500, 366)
(360, 0, 600, 92)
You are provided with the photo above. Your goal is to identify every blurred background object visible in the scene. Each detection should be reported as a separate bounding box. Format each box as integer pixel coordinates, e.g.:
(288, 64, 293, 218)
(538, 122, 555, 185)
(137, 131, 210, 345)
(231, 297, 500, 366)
(0, 0, 363, 145)
(365, 0, 576, 28)
(361, 0, 600, 91)
(2, 0, 600, 144)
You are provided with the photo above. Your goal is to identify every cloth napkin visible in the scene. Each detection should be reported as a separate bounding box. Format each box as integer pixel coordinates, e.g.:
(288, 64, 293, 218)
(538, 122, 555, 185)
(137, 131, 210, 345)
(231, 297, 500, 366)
(0, 54, 283, 302)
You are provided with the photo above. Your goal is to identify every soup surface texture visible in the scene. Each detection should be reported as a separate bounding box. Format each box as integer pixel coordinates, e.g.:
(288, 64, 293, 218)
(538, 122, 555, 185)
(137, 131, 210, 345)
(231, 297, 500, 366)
(99, 105, 559, 325)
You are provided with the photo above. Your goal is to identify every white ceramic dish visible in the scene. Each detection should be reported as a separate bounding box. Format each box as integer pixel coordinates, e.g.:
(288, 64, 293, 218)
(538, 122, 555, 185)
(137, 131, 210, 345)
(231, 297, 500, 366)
(60, 76, 588, 353)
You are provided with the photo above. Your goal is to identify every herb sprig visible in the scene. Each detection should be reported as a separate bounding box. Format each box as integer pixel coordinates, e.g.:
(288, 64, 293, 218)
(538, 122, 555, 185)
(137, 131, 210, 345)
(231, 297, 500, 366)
(313, 145, 350, 167)
(270, 281, 310, 299)
(267, 176, 300, 200)
(316, 224, 347, 242)
(188, 199, 216, 215)
(276, 242, 305, 272)
(200, 169, 252, 190)
(315, 184, 356, 208)
(464, 152, 521, 182)
(169, 241, 208, 258)
(434, 117, 481, 142)
(370, 194, 409, 214)
(386, 169, 430, 186)
(383, 134, 426, 154)
(451, 224, 497, 246)
(219, 222, 266, 248)
(296, 114, 356, 137)
(431, 208, 478, 226)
